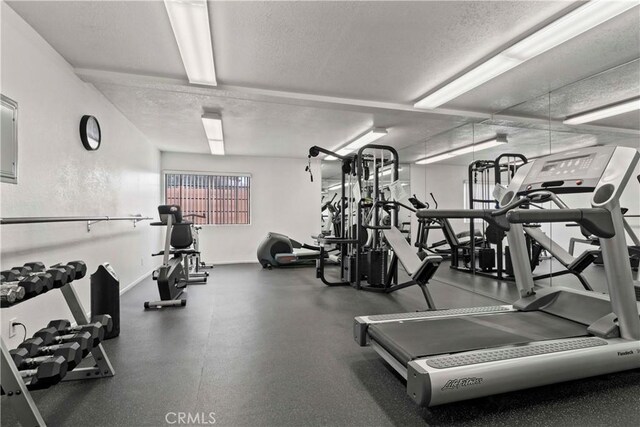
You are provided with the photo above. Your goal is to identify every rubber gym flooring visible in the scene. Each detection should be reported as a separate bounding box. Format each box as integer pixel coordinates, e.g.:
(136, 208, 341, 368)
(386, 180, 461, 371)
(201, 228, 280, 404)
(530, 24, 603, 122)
(2, 263, 640, 426)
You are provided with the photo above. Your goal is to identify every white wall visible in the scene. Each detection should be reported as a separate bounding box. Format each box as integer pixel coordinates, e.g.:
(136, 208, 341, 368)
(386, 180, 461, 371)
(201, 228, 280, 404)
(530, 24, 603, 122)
(410, 163, 469, 244)
(161, 152, 322, 264)
(1, 4, 162, 347)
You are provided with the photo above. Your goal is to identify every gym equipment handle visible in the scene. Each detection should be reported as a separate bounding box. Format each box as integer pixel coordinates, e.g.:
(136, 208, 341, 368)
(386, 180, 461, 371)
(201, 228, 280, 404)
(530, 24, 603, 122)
(416, 209, 494, 220)
(507, 208, 615, 238)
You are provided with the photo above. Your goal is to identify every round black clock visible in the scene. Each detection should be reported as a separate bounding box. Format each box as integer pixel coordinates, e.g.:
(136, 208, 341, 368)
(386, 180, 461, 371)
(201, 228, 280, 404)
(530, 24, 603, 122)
(80, 115, 101, 151)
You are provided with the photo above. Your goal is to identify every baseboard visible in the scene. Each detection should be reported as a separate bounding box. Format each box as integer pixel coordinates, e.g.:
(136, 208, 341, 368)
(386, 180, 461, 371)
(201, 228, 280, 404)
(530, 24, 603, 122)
(211, 260, 259, 265)
(120, 268, 155, 295)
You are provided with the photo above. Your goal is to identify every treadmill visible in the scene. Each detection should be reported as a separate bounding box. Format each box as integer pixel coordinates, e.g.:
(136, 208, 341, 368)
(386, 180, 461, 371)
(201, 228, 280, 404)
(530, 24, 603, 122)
(354, 145, 640, 406)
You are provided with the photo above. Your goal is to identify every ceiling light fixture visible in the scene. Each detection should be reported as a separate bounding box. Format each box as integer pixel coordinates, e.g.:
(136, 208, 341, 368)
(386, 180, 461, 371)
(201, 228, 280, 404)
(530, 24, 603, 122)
(381, 167, 404, 177)
(416, 135, 508, 165)
(563, 97, 640, 125)
(201, 113, 224, 155)
(165, 0, 217, 86)
(325, 128, 388, 160)
(414, 0, 637, 109)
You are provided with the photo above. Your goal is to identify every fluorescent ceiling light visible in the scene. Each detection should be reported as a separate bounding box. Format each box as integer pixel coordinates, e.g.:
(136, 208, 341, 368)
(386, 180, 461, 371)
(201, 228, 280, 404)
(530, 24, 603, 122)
(208, 139, 224, 156)
(414, 0, 637, 109)
(416, 135, 507, 165)
(563, 97, 640, 125)
(201, 114, 224, 155)
(415, 55, 520, 109)
(331, 128, 388, 156)
(165, 0, 217, 86)
(381, 167, 404, 177)
(328, 183, 343, 191)
(324, 129, 387, 160)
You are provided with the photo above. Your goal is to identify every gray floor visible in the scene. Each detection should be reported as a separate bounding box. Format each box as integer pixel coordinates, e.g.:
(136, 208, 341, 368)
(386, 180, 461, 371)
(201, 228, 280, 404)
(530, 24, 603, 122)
(2, 263, 640, 426)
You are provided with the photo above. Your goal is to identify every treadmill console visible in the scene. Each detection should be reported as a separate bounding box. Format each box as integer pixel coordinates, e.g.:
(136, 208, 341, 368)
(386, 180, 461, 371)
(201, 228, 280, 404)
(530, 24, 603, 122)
(517, 146, 616, 195)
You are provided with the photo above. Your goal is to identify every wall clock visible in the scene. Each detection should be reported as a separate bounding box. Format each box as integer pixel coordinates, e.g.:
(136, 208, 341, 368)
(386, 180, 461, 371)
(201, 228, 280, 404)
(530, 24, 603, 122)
(80, 115, 101, 151)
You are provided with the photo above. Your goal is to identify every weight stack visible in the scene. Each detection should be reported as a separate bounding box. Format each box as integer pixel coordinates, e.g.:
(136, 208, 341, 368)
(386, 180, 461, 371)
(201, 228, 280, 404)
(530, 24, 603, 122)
(478, 247, 495, 271)
(367, 249, 388, 287)
(91, 263, 120, 339)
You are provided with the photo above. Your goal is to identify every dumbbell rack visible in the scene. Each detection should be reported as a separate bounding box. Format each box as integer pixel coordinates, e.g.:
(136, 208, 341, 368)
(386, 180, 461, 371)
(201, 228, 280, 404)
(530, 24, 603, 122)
(1, 280, 115, 427)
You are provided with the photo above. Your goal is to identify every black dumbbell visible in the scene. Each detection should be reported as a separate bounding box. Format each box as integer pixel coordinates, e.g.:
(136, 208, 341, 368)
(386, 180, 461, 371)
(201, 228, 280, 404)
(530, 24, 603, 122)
(0, 272, 44, 297)
(18, 337, 88, 361)
(24, 262, 70, 287)
(1, 284, 26, 306)
(10, 342, 81, 370)
(19, 356, 68, 390)
(51, 261, 87, 282)
(32, 328, 92, 356)
(91, 314, 114, 334)
(47, 319, 104, 348)
(18, 340, 83, 370)
(12, 264, 69, 290)
(4, 267, 53, 293)
(23, 263, 70, 288)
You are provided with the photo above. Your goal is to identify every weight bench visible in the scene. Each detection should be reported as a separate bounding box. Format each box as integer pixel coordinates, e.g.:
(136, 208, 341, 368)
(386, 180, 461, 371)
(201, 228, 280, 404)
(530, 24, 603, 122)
(382, 226, 442, 308)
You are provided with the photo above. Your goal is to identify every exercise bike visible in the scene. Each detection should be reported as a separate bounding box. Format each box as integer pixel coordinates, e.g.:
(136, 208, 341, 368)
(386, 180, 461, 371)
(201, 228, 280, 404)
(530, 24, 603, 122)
(144, 205, 205, 309)
(182, 214, 214, 278)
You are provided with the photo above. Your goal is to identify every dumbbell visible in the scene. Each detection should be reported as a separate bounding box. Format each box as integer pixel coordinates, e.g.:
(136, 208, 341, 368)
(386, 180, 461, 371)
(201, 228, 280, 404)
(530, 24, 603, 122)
(0, 272, 44, 298)
(5, 266, 54, 292)
(22, 264, 71, 289)
(49, 261, 87, 282)
(17, 340, 83, 370)
(19, 356, 68, 390)
(10, 264, 69, 291)
(24, 262, 71, 288)
(1, 284, 26, 306)
(32, 328, 92, 357)
(10, 341, 82, 371)
(47, 317, 107, 348)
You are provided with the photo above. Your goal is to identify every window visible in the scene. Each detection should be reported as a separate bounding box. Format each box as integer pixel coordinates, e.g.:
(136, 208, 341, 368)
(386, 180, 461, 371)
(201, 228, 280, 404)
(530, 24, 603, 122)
(165, 173, 251, 225)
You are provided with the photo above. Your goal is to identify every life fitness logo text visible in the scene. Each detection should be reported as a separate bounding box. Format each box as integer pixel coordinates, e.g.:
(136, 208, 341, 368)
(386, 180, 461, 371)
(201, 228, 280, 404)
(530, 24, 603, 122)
(165, 412, 216, 425)
(441, 377, 483, 391)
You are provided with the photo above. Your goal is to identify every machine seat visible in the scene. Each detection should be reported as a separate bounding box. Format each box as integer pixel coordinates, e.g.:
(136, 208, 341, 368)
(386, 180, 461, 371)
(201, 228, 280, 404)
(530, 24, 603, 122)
(383, 227, 442, 285)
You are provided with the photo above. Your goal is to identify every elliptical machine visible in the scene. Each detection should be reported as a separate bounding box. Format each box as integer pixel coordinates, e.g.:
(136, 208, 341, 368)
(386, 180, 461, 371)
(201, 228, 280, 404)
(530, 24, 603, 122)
(257, 232, 326, 268)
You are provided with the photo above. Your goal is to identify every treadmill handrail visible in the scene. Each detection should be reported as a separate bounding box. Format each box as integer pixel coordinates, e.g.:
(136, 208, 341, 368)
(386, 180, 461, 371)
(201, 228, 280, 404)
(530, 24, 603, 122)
(507, 208, 614, 239)
(416, 209, 510, 231)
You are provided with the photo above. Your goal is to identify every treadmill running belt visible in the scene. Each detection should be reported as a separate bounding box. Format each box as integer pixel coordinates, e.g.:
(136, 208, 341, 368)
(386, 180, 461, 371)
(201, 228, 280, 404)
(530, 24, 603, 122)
(368, 311, 588, 367)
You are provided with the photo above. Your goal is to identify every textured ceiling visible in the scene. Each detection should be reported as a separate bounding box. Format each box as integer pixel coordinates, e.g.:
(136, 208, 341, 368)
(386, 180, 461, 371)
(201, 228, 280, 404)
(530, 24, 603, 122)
(445, 9, 640, 114)
(499, 59, 640, 127)
(92, 82, 467, 157)
(6, 0, 639, 159)
(208, 0, 577, 103)
(6, 1, 185, 79)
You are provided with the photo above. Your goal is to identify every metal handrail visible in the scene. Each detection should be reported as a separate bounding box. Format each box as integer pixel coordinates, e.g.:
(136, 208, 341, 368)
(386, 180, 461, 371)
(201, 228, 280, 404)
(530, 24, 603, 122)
(0, 215, 152, 232)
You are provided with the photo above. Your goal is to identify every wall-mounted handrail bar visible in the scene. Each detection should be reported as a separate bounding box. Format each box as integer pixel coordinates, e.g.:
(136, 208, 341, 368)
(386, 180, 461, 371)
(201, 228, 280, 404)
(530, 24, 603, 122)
(0, 215, 152, 232)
